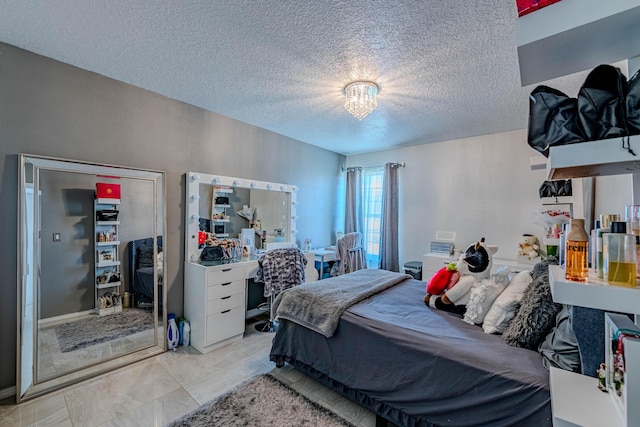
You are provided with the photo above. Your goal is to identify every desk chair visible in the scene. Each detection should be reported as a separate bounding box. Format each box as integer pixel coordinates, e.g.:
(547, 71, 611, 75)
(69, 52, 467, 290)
(335, 232, 367, 275)
(254, 247, 307, 332)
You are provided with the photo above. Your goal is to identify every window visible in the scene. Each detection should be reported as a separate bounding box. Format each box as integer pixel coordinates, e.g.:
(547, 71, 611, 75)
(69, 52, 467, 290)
(362, 166, 384, 269)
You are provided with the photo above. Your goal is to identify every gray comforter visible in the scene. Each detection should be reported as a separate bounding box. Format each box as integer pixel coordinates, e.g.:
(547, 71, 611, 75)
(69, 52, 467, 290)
(272, 269, 411, 338)
(270, 276, 551, 427)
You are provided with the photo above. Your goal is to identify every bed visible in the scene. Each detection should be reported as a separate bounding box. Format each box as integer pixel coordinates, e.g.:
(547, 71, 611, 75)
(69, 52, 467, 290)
(127, 236, 163, 306)
(269, 269, 552, 427)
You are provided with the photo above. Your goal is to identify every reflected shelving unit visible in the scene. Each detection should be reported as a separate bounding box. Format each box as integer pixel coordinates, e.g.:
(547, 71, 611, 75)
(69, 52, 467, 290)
(94, 197, 122, 315)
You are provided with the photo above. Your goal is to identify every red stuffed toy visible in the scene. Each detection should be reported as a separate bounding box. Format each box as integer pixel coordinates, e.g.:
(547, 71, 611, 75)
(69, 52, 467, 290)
(426, 262, 460, 296)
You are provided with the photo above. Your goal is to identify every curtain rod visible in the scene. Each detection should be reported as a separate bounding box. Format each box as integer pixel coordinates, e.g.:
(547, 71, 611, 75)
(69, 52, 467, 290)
(342, 162, 405, 172)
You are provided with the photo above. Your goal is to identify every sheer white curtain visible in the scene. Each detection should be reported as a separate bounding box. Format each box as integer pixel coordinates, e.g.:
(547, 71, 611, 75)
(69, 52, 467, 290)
(362, 166, 384, 269)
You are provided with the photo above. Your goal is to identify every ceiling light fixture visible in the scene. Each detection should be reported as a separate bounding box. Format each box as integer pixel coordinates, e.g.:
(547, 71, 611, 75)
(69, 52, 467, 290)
(343, 81, 380, 120)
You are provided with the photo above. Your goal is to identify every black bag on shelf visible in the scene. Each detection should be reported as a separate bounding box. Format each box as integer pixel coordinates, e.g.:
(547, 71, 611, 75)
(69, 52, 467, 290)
(577, 64, 628, 141)
(539, 180, 572, 198)
(200, 245, 225, 261)
(96, 210, 119, 221)
(528, 85, 584, 157)
(627, 69, 640, 135)
(215, 196, 229, 204)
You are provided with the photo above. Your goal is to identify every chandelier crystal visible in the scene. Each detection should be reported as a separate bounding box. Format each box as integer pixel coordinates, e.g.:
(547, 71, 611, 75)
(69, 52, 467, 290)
(343, 81, 380, 120)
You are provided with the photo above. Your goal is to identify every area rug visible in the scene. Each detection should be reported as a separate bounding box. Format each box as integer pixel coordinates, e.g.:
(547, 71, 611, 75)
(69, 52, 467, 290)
(166, 374, 355, 427)
(54, 308, 154, 352)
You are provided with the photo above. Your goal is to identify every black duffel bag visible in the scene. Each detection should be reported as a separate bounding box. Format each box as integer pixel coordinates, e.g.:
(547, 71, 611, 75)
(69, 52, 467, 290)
(528, 85, 584, 157)
(577, 64, 628, 141)
(627, 69, 640, 136)
(200, 245, 225, 261)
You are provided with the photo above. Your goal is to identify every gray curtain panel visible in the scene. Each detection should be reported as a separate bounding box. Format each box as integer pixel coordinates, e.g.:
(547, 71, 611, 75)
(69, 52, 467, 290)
(380, 163, 399, 272)
(344, 167, 363, 234)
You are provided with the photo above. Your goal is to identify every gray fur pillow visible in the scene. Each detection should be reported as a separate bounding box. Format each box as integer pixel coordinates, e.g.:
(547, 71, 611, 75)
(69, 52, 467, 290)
(502, 259, 562, 350)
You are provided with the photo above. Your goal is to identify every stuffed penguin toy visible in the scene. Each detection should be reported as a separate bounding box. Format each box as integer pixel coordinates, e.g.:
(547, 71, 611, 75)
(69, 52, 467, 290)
(424, 237, 498, 314)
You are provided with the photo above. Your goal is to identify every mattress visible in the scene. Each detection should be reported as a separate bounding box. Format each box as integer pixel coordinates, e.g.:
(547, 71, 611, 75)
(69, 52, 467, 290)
(270, 277, 551, 427)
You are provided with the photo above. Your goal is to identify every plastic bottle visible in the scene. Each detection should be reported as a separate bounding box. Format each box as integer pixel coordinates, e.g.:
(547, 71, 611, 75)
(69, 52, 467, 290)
(603, 222, 637, 287)
(182, 321, 190, 347)
(596, 214, 620, 279)
(167, 313, 179, 350)
(565, 218, 589, 282)
(178, 318, 184, 346)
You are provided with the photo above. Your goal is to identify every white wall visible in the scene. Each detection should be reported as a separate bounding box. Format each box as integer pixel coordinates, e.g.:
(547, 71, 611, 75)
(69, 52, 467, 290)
(347, 130, 633, 269)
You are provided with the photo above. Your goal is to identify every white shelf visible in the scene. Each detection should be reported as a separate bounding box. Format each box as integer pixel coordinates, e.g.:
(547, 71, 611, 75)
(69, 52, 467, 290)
(96, 241, 120, 246)
(215, 233, 229, 238)
(547, 136, 640, 180)
(549, 265, 640, 314)
(517, 0, 640, 85)
(550, 367, 623, 427)
(96, 261, 120, 268)
(96, 220, 120, 226)
(213, 219, 230, 223)
(96, 281, 121, 290)
(96, 198, 120, 205)
(213, 204, 230, 208)
(214, 187, 233, 193)
(541, 196, 574, 205)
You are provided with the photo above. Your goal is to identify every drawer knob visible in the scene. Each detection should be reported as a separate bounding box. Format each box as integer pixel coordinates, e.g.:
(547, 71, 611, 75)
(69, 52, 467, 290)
(222, 268, 232, 272)
(221, 296, 231, 300)
(221, 282, 232, 286)
(221, 309, 231, 314)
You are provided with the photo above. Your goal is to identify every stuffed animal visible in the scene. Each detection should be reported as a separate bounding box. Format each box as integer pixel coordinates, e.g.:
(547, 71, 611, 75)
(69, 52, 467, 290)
(424, 237, 498, 314)
(517, 234, 539, 258)
(425, 262, 460, 297)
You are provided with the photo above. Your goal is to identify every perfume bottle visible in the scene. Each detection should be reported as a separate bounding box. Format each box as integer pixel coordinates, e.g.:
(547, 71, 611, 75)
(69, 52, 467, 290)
(603, 222, 637, 288)
(565, 218, 589, 282)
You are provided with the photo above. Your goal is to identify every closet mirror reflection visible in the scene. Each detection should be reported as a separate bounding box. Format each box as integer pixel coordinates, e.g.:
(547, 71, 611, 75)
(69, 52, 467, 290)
(17, 154, 167, 402)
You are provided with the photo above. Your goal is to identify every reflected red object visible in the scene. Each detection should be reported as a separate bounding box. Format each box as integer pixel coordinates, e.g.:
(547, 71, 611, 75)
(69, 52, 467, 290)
(516, 0, 562, 17)
(96, 183, 121, 200)
(198, 231, 207, 245)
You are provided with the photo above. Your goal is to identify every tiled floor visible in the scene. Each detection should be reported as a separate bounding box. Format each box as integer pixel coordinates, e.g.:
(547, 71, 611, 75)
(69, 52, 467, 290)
(0, 318, 376, 427)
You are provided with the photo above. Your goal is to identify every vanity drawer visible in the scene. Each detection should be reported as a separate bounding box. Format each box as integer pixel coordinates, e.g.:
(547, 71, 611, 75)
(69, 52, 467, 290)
(207, 266, 244, 286)
(207, 279, 243, 300)
(206, 292, 243, 314)
(206, 306, 245, 344)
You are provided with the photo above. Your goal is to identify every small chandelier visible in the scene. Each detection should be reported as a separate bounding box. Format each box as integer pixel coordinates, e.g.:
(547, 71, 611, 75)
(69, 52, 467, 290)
(343, 81, 380, 120)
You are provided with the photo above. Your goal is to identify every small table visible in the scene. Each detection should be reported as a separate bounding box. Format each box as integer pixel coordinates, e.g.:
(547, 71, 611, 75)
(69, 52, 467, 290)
(313, 248, 336, 279)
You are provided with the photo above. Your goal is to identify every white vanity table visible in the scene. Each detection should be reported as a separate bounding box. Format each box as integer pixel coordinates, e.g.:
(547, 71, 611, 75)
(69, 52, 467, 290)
(183, 172, 314, 354)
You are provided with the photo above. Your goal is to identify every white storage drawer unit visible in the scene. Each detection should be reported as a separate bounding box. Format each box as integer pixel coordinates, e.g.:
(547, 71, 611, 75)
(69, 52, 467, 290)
(185, 261, 254, 353)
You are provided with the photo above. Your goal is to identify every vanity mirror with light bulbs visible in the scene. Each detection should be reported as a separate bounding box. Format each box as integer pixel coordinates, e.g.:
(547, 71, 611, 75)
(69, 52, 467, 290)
(17, 154, 166, 402)
(183, 172, 315, 354)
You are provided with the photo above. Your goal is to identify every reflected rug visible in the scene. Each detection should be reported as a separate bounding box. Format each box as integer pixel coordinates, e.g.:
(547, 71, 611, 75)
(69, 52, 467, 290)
(166, 374, 355, 427)
(54, 308, 154, 352)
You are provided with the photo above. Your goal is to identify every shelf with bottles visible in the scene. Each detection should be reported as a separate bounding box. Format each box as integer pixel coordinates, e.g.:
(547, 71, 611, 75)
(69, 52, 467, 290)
(94, 195, 122, 315)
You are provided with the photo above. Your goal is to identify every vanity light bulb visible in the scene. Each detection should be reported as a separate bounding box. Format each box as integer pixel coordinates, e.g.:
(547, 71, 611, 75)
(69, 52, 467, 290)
(190, 194, 200, 202)
(191, 214, 199, 221)
(280, 185, 286, 191)
(191, 174, 201, 182)
(266, 184, 273, 190)
(233, 179, 242, 186)
(292, 186, 298, 192)
(292, 230, 298, 234)
(213, 177, 221, 184)
(250, 182, 257, 188)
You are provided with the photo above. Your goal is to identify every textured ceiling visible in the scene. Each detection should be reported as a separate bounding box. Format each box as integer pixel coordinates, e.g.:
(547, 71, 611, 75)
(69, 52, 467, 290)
(0, 0, 613, 155)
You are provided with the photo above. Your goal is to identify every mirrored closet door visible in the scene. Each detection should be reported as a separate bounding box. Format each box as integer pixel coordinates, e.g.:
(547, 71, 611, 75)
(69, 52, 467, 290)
(17, 154, 167, 402)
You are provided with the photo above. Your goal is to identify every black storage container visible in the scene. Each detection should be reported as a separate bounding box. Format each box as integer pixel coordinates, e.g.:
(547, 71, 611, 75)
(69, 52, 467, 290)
(96, 210, 119, 221)
(404, 261, 422, 280)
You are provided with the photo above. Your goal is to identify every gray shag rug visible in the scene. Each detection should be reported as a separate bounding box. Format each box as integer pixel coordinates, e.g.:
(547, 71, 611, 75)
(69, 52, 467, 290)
(166, 374, 355, 427)
(54, 308, 154, 352)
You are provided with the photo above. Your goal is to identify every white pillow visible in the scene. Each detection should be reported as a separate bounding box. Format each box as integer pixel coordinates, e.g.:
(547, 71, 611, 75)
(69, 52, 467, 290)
(463, 268, 511, 325)
(482, 269, 532, 334)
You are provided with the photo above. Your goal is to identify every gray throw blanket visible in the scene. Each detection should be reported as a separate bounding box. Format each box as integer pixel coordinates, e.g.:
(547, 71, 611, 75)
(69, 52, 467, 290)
(272, 269, 411, 338)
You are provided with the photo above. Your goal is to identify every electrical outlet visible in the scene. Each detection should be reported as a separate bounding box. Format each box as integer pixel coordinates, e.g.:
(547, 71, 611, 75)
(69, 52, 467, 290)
(53, 233, 61, 242)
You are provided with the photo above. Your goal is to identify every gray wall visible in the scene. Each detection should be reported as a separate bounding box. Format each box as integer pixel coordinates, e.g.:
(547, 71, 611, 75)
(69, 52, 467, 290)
(0, 43, 343, 390)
